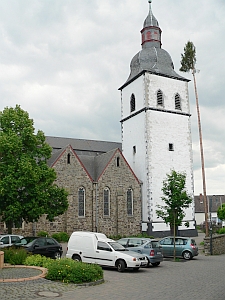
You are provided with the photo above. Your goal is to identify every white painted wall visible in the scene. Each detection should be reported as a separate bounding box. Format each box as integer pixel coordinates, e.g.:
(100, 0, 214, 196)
(121, 71, 195, 233)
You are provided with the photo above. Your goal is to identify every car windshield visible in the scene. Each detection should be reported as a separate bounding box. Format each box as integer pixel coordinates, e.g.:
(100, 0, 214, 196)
(18, 237, 36, 245)
(108, 242, 126, 251)
(151, 241, 160, 248)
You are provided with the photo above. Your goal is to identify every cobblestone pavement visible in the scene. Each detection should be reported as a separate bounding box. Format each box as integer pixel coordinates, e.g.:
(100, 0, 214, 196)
(2, 233, 224, 300)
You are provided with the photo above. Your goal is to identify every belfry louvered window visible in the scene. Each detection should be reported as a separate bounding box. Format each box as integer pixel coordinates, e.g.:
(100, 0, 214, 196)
(157, 90, 163, 106)
(78, 187, 85, 217)
(103, 188, 110, 216)
(130, 93, 136, 112)
(175, 93, 181, 110)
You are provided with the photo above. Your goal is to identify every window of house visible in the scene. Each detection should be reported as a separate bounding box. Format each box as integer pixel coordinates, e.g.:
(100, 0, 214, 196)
(157, 90, 163, 106)
(116, 157, 120, 167)
(175, 93, 181, 110)
(127, 188, 133, 216)
(78, 187, 85, 217)
(130, 94, 136, 112)
(67, 153, 71, 164)
(133, 145, 136, 154)
(169, 143, 174, 151)
(103, 188, 110, 216)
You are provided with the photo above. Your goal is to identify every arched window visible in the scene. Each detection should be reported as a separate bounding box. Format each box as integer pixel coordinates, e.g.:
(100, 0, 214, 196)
(157, 90, 163, 106)
(103, 188, 110, 216)
(130, 93, 136, 112)
(78, 187, 85, 217)
(127, 188, 133, 216)
(175, 93, 181, 110)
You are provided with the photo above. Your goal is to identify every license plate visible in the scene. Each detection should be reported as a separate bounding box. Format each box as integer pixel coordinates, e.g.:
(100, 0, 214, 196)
(157, 252, 161, 255)
(141, 262, 146, 265)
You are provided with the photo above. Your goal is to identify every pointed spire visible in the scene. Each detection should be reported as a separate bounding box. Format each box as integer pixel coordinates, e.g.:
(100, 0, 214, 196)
(141, 0, 161, 48)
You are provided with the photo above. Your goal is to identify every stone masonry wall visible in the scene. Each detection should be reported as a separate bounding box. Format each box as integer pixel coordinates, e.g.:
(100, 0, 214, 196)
(204, 234, 225, 255)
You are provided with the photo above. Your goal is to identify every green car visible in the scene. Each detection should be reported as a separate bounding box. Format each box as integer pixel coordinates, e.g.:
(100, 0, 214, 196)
(159, 237, 198, 260)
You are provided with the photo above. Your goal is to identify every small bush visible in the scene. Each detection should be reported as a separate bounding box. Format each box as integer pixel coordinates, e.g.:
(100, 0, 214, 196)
(24, 254, 53, 268)
(51, 232, 69, 242)
(2, 247, 29, 265)
(217, 227, 225, 234)
(45, 258, 103, 284)
(37, 231, 49, 237)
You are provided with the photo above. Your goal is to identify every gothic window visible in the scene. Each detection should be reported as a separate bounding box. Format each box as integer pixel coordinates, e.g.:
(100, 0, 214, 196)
(157, 90, 163, 106)
(78, 187, 85, 217)
(130, 93, 136, 113)
(103, 188, 110, 216)
(67, 153, 71, 164)
(175, 93, 181, 110)
(127, 188, 133, 216)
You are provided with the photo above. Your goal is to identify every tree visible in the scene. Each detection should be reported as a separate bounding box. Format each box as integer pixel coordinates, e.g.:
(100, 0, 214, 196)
(0, 105, 68, 233)
(180, 41, 209, 237)
(156, 170, 192, 259)
(217, 204, 225, 222)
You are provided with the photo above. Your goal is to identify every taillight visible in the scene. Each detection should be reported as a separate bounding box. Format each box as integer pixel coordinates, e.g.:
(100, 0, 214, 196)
(190, 243, 196, 249)
(150, 250, 155, 256)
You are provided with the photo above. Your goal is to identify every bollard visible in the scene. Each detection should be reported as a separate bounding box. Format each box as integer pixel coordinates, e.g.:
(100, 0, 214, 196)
(0, 251, 4, 269)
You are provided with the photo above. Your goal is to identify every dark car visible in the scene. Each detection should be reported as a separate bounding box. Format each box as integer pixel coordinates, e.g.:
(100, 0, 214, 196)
(159, 236, 198, 260)
(117, 237, 163, 267)
(18, 237, 63, 259)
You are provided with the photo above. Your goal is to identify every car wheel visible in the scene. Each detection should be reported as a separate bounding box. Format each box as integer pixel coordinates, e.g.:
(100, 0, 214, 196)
(72, 255, 82, 262)
(116, 260, 126, 272)
(54, 251, 61, 259)
(151, 262, 160, 267)
(182, 251, 192, 260)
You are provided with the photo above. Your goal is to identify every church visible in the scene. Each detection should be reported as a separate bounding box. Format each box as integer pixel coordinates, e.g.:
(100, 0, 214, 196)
(6, 1, 197, 238)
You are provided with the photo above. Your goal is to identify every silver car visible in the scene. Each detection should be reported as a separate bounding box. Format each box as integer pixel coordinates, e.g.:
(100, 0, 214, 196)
(117, 237, 163, 267)
(159, 236, 198, 260)
(0, 234, 24, 248)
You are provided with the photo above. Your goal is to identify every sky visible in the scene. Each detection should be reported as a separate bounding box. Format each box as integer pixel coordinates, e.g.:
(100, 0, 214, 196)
(0, 0, 224, 196)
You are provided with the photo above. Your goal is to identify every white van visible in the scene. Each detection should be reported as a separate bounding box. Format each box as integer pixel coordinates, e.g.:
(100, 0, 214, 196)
(66, 231, 147, 272)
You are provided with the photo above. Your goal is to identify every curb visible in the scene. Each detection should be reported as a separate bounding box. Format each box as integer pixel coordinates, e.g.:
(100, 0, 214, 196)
(0, 265, 47, 283)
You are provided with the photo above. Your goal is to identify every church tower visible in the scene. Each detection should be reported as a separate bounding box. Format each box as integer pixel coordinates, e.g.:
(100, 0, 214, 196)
(119, 1, 197, 237)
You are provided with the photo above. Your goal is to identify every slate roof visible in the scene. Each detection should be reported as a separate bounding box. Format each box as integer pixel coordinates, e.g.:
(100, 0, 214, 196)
(195, 195, 225, 213)
(45, 136, 122, 156)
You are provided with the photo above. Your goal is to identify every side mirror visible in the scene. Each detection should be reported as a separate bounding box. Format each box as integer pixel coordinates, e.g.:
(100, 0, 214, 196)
(33, 244, 39, 249)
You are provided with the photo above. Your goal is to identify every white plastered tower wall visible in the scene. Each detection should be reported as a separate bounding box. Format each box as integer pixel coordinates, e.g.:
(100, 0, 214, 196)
(120, 1, 197, 237)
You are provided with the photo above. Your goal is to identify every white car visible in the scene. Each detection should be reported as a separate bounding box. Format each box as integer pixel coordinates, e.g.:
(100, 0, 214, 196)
(66, 231, 148, 272)
(0, 234, 23, 248)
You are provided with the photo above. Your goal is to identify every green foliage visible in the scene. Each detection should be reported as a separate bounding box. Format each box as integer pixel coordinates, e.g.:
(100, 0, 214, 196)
(24, 254, 53, 268)
(37, 231, 49, 237)
(156, 170, 192, 230)
(217, 227, 225, 235)
(51, 232, 69, 242)
(2, 247, 29, 265)
(217, 204, 225, 221)
(180, 41, 196, 72)
(45, 258, 103, 284)
(0, 105, 69, 233)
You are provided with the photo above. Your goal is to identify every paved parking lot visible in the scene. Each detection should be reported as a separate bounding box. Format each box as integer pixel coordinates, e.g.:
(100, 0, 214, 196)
(1, 233, 225, 300)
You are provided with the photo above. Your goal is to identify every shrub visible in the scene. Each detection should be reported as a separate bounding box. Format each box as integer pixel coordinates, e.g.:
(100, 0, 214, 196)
(2, 247, 29, 265)
(37, 231, 49, 237)
(24, 254, 53, 268)
(51, 232, 69, 242)
(217, 227, 225, 234)
(45, 258, 103, 284)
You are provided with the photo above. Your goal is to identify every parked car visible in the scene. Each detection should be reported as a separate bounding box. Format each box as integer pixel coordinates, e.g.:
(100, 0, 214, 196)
(0, 234, 23, 248)
(66, 231, 148, 272)
(18, 237, 63, 259)
(117, 237, 163, 267)
(159, 236, 198, 260)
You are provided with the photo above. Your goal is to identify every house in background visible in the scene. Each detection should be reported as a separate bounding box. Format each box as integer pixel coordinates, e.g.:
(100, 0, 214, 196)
(195, 194, 225, 225)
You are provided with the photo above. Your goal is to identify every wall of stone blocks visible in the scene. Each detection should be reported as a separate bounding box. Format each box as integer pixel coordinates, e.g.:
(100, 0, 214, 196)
(204, 234, 225, 255)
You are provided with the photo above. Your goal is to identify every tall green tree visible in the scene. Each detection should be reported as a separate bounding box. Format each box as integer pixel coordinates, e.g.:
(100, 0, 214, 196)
(0, 105, 68, 233)
(217, 204, 225, 222)
(180, 41, 209, 237)
(156, 170, 192, 259)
